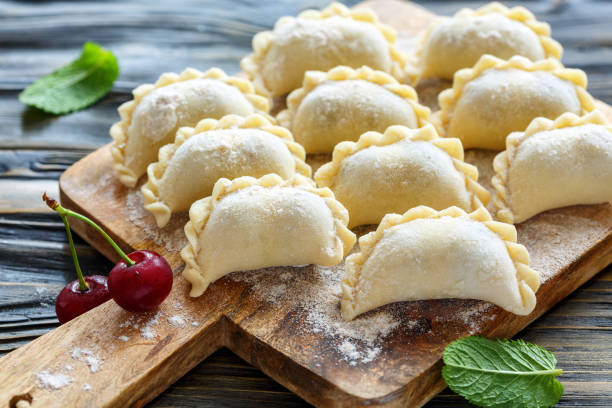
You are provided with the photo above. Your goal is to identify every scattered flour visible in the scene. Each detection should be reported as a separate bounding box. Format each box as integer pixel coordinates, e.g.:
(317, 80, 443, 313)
(117, 310, 166, 340)
(83, 383, 92, 391)
(191, 321, 200, 327)
(36, 370, 72, 390)
(125, 187, 187, 253)
(168, 314, 186, 327)
(337, 339, 382, 366)
(139, 311, 163, 339)
(71, 348, 102, 373)
(229, 261, 402, 366)
(517, 209, 610, 283)
(119, 315, 139, 329)
(140, 326, 157, 340)
(459, 303, 495, 335)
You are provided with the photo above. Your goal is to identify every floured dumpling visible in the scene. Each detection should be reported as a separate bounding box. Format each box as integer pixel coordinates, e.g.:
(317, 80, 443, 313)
(410, 2, 562, 82)
(141, 114, 310, 228)
(315, 125, 490, 227)
(341, 206, 540, 321)
(110, 68, 270, 187)
(181, 174, 356, 297)
(434, 55, 595, 150)
(493, 111, 612, 224)
(241, 3, 406, 97)
(277, 66, 430, 153)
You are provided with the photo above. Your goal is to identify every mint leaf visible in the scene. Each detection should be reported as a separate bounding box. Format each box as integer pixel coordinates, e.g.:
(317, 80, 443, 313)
(19, 42, 118, 114)
(442, 336, 563, 408)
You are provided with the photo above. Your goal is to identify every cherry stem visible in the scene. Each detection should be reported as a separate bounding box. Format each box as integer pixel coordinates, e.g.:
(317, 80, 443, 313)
(43, 193, 135, 267)
(60, 213, 89, 291)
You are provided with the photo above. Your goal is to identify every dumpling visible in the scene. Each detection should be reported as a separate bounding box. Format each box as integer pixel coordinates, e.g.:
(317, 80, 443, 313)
(277, 66, 430, 153)
(341, 206, 540, 321)
(181, 174, 356, 297)
(410, 2, 562, 82)
(315, 125, 490, 227)
(493, 111, 612, 224)
(141, 114, 311, 228)
(110, 68, 270, 187)
(241, 2, 406, 97)
(434, 55, 595, 150)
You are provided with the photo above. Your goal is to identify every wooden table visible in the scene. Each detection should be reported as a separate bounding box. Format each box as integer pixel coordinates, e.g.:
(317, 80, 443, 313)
(1, 0, 610, 406)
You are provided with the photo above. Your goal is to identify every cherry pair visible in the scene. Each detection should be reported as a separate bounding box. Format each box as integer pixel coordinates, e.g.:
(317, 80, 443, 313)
(44, 193, 173, 324)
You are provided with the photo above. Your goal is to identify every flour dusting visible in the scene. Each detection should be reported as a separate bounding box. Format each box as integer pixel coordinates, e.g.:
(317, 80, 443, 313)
(517, 208, 610, 283)
(228, 258, 401, 366)
(36, 370, 72, 390)
(140, 311, 163, 339)
(71, 347, 102, 373)
(125, 186, 188, 253)
(168, 314, 186, 327)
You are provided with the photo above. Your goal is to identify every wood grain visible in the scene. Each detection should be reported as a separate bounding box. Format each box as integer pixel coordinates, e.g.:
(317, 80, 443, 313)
(1, 0, 611, 407)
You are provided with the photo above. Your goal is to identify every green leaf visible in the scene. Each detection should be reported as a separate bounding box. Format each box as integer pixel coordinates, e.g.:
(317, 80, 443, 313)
(442, 336, 564, 408)
(19, 42, 119, 114)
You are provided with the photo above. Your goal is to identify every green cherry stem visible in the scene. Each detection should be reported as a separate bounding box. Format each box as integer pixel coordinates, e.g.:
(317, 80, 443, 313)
(43, 193, 135, 267)
(60, 211, 89, 291)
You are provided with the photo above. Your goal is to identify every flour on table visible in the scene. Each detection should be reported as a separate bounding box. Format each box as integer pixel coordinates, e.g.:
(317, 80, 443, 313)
(125, 186, 188, 253)
(140, 311, 163, 339)
(338, 339, 381, 366)
(168, 314, 186, 327)
(36, 369, 72, 390)
(517, 209, 610, 283)
(71, 347, 102, 373)
(83, 383, 92, 391)
(449, 302, 495, 335)
(229, 257, 402, 366)
(118, 310, 165, 340)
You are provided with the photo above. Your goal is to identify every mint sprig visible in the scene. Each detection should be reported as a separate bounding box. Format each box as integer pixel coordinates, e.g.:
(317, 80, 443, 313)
(19, 42, 118, 115)
(442, 336, 563, 408)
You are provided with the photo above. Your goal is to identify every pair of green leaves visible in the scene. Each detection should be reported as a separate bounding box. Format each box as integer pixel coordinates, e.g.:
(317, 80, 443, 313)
(442, 336, 564, 408)
(19, 42, 118, 115)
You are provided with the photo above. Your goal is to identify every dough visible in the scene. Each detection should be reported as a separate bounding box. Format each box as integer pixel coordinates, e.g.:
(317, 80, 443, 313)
(277, 65, 429, 153)
(141, 114, 310, 227)
(241, 2, 405, 97)
(315, 124, 489, 227)
(181, 174, 356, 297)
(493, 110, 612, 223)
(434, 55, 594, 150)
(341, 206, 539, 320)
(410, 2, 562, 82)
(110, 68, 270, 187)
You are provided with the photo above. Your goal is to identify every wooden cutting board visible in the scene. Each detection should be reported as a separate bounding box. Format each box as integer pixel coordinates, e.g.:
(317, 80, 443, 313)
(1, 0, 612, 407)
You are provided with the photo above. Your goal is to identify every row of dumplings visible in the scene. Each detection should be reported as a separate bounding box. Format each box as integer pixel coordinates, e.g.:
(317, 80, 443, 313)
(108, 2, 612, 321)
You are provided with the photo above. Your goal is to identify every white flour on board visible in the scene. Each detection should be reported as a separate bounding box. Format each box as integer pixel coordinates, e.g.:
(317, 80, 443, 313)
(125, 186, 188, 253)
(168, 314, 186, 327)
(36, 369, 72, 390)
(71, 347, 102, 373)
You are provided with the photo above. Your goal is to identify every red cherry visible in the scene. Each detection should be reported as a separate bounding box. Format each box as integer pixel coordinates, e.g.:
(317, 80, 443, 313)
(55, 275, 111, 324)
(108, 250, 173, 313)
